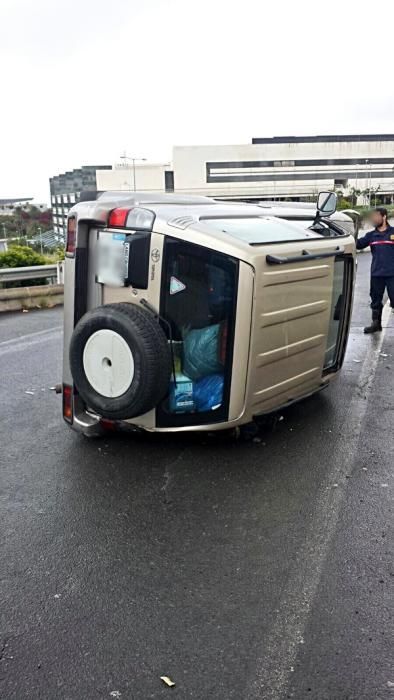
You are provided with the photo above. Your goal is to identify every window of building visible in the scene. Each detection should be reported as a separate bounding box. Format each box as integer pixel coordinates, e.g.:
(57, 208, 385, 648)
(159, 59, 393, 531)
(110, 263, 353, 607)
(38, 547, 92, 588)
(274, 160, 295, 168)
(165, 171, 175, 192)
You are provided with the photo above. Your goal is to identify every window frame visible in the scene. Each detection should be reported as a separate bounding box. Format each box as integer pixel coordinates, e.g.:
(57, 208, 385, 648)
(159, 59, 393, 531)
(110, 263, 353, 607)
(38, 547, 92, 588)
(156, 237, 239, 428)
(323, 253, 354, 375)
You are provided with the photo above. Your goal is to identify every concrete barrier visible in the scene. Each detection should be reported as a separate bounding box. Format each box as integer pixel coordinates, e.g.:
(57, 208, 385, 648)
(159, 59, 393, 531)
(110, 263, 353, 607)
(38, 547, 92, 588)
(0, 284, 64, 312)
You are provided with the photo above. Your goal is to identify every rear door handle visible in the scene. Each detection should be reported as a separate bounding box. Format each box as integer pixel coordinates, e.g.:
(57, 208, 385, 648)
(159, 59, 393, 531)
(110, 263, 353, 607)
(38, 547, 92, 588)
(266, 247, 343, 265)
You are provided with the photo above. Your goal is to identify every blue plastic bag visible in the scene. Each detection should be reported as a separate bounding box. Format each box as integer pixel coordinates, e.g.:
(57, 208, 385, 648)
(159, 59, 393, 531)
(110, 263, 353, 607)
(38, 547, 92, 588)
(182, 324, 222, 381)
(194, 374, 224, 412)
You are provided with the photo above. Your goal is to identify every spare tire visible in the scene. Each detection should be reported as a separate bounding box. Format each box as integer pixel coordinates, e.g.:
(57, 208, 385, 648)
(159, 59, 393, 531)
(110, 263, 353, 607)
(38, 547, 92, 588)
(69, 303, 172, 420)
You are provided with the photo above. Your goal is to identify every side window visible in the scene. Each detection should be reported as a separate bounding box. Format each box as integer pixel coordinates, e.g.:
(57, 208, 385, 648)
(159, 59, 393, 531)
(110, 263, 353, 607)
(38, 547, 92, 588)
(158, 239, 238, 424)
(324, 256, 353, 370)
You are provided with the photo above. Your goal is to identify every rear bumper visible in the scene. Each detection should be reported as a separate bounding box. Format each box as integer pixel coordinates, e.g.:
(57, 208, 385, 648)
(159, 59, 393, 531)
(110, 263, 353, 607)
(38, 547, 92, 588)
(72, 412, 103, 437)
(67, 395, 104, 437)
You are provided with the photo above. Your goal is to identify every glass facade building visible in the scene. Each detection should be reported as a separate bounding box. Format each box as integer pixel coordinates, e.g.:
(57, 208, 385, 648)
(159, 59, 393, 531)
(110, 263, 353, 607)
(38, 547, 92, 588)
(49, 165, 110, 239)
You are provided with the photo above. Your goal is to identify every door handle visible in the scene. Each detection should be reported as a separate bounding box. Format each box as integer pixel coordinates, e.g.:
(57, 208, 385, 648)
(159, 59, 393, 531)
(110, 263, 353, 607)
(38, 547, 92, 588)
(266, 247, 343, 265)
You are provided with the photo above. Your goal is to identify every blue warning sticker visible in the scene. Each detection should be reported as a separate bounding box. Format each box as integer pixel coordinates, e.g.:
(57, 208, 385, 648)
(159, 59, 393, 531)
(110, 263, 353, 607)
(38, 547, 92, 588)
(112, 233, 126, 241)
(170, 276, 186, 295)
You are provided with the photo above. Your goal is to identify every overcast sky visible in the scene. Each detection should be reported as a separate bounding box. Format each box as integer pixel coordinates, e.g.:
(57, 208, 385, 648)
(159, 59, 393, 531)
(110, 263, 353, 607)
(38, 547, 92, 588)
(1, 0, 394, 203)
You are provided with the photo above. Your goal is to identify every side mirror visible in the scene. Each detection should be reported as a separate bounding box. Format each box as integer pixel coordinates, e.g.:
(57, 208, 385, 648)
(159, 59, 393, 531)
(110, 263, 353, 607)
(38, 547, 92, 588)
(317, 191, 337, 217)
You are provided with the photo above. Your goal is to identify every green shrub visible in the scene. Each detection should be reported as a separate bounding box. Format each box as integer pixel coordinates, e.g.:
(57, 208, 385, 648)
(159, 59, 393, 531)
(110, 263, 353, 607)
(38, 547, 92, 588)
(0, 245, 48, 269)
(337, 198, 353, 210)
(0, 245, 50, 288)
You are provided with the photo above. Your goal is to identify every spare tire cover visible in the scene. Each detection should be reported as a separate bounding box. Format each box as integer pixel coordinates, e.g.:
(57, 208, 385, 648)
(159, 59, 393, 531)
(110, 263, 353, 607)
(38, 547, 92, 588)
(69, 303, 172, 420)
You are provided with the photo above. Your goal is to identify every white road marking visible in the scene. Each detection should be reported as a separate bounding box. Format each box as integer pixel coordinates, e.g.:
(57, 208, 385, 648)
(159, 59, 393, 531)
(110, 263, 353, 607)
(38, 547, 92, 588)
(248, 302, 391, 699)
(0, 326, 62, 356)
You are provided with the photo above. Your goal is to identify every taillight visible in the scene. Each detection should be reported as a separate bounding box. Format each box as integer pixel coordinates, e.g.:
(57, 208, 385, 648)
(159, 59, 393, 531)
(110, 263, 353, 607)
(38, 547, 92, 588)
(66, 216, 76, 255)
(100, 418, 117, 431)
(63, 384, 73, 423)
(108, 208, 130, 228)
(108, 207, 155, 231)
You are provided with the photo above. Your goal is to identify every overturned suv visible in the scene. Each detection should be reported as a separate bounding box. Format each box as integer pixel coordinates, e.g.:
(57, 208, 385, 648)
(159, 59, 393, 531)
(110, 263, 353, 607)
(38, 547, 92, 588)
(63, 191, 355, 435)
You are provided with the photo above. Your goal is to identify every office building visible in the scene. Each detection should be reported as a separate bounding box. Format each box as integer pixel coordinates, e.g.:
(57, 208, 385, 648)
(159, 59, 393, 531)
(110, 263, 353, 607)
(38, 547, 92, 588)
(49, 165, 110, 237)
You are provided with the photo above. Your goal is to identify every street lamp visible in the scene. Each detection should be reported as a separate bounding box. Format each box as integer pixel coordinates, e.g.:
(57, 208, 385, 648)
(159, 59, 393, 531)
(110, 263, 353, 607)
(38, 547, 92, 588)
(365, 159, 373, 206)
(120, 153, 147, 191)
(38, 226, 43, 255)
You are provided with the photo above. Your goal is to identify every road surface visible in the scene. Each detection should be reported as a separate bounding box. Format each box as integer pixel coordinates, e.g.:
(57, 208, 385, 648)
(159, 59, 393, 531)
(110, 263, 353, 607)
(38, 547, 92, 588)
(0, 252, 392, 700)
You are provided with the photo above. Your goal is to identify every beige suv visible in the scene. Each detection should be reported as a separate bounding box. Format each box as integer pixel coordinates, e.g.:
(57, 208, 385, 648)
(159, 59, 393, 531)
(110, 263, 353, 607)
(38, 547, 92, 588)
(62, 191, 355, 435)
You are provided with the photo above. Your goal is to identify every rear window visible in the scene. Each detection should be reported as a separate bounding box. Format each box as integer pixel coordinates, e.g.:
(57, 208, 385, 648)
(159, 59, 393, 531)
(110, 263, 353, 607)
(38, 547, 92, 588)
(200, 216, 322, 245)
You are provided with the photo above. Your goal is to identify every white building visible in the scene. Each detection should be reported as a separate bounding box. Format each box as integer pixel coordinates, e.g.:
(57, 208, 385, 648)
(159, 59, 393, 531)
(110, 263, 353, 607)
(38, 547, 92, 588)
(97, 134, 394, 204)
(0, 198, 48, 214)
(96, 162, 172, 193)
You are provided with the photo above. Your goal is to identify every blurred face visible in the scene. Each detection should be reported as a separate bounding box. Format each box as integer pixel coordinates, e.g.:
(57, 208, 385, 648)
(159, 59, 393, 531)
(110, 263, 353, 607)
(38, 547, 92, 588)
(370, 210, 386, 228)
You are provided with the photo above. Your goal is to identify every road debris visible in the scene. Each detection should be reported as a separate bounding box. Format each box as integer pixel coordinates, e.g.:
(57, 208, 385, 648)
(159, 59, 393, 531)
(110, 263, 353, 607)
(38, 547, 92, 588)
(380, 353, 389, 358)
(110, 692, 122, 698)
(353, 359, 362, 363)
(160, 676, 176, 687)
(25, 391, 34, 395)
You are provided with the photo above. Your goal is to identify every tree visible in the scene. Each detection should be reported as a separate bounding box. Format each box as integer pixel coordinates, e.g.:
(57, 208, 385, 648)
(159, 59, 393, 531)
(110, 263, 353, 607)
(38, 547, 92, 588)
(349, 187, 361, 207)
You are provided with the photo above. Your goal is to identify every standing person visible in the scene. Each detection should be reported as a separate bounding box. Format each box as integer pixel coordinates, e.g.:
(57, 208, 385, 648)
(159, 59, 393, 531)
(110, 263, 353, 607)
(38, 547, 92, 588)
(357, 207, 394, 333)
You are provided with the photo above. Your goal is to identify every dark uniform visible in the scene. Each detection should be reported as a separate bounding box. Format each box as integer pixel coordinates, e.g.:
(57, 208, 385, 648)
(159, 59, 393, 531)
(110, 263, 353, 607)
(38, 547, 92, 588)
(356, 224, 394, 318)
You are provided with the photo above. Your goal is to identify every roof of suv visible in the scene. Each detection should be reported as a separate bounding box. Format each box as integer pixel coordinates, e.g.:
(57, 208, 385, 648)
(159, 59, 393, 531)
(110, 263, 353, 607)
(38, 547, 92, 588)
(72, 191, 353, 250)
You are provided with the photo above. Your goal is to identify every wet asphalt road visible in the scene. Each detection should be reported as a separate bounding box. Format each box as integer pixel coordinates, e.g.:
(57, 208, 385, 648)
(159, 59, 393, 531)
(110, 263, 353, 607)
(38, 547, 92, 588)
(0, 252, 393, 700)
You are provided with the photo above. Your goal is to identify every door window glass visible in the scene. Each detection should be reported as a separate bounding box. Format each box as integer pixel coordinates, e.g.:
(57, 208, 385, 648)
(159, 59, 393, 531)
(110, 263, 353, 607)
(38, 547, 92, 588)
(159, 239, 237, 423)
(324, 258, 346, 369)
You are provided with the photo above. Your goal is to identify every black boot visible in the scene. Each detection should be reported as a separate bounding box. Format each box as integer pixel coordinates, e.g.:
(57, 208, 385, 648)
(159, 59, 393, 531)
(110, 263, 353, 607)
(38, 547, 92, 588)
(364, 310, 382, 334)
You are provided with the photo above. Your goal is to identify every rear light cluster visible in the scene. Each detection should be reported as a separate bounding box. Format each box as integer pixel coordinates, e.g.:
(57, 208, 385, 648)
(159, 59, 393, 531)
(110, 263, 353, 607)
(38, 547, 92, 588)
(62, 384, 73, 423)
(66, 216, 76, 255)
(108, 207, 155, 231)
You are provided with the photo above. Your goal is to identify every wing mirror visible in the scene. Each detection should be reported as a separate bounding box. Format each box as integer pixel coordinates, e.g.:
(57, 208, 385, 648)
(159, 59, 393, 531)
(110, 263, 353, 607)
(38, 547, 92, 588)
(317, 191, 337, 217)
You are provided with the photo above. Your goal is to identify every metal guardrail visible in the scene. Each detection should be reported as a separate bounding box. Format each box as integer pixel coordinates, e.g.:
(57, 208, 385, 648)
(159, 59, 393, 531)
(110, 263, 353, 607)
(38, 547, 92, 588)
(0, 263, 63, 284)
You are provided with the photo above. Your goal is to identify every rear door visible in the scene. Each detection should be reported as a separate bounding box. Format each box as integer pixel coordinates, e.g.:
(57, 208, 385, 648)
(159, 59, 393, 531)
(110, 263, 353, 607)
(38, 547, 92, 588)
(248, 245, 353, 415)
(156, 237, 239, 427)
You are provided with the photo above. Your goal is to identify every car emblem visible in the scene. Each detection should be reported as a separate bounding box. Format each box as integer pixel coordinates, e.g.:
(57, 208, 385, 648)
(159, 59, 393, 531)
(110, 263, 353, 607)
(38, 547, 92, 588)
(151, 248, 160, 263)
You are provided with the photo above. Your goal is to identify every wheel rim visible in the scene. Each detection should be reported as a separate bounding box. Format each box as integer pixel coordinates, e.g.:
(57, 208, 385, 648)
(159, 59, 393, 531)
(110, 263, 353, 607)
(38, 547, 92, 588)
(82, 329, 135, 398)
